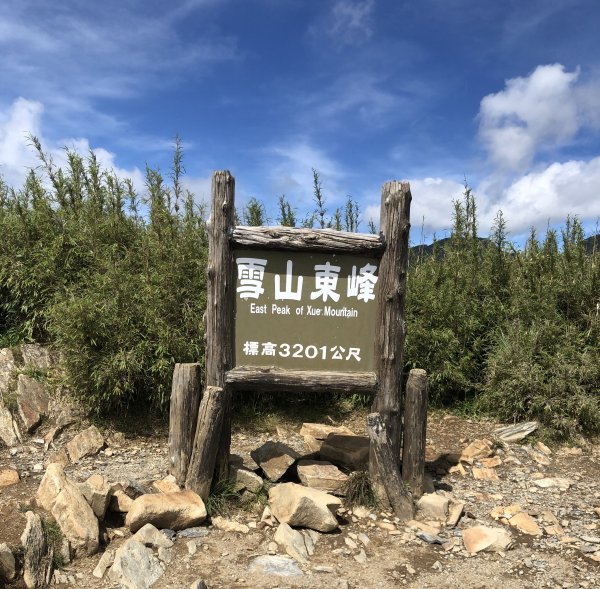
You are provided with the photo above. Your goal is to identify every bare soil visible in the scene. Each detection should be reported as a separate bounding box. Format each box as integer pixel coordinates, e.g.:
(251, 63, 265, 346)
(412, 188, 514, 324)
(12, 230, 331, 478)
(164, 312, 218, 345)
(1, 409, 599, 589)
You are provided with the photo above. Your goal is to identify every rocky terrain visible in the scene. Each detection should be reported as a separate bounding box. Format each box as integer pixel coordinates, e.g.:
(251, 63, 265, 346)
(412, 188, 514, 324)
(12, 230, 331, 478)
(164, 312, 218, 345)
(1, 345, 599, 589)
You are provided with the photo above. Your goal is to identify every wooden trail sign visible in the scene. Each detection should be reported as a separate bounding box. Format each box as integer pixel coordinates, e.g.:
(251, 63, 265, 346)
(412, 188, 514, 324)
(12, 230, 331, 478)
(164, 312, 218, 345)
(175, 170, 425, 519)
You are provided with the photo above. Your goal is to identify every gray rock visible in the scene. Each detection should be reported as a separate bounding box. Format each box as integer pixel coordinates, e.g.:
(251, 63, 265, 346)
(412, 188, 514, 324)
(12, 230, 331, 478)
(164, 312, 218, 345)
(108, 540, 164, 589)
(92, 549, 115, 579)
(494, 421, 538, 443)
(158, 546, 174, 563)
(20, 511, 50, 589)
(0, 542, 16, 581)
(132, 523, 174, 549)
(177, 527, 208, 538)
(21, 344, 52, 371)
(416, 531, 445, 544)
(229, 463, 264, 493)
(248, 555, 304, 577)
(189, 581, 208, 589)
(16, 374, 49, 432)
(319, 434, 369, 469)
(0, 402, 21, 447)
(0, 348, 16, 394)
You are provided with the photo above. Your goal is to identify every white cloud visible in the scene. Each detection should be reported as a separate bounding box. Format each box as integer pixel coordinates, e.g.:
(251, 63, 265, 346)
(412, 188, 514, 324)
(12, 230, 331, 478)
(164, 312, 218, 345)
(478, 64, 600, 171)
(0, 98, 144, 191)
(496, 157, 600, 233)
(363, 177, 465, 238)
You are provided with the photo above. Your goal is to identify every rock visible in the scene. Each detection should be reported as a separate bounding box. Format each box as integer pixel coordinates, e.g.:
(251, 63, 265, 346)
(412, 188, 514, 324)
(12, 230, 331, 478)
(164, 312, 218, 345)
(21, 344, 52, 371)
(108, 539, 164, 589)
(416, 531, 445, 544)
(0, 543, 16, 581)
(472, 467, 500, 480)
(177, 527, 208, 538)
(303, 434, 322, 453)
(297, 459, 349, 494)
(190, 581, 208, 589)
(446, 500, 465, 527)
(212, 516, 250, 534)
(535, 441, 552, 455)
(92, 549, 115, 579)
(526, 447, 551, 466)
(132, 523, 174, 548)
(532, 477, 572, 491)
(125, 490, 207, 532)
(250, 441, 300, 481)
(269, 482, 342, 532)
(417, 493, 449, 521)
(459, 439, 493, 464)
(274, 522, 310, 562)
(36, 463, 100, 555)
(152, 474, 181, 494)
(0, 402, 21, 447)
(319, 434, 370, 469)
(16, 374, 49, 432)
(480, 456, 502, 468)
(462, 526, 514, 553)
(507, 512, 542, 536)
(0, 348, 16, 394)
(229, 463, 264, 493)
(110, 489, 134, 512)
(494, 421, 538, 442)
(66, 425, 105, 462)
(158, 547, 174, 563)
(354, 549, 367, 563)
(299, 423, 355, 440)
(448, 463, 467, 476)
(490, 504, 523, 520)
(20, 511, 50, 589)
(248, 555, 304, 577)
(79, 474, 112, 520)
(45, 447, 70, 468)
(0, 468, 19, 488)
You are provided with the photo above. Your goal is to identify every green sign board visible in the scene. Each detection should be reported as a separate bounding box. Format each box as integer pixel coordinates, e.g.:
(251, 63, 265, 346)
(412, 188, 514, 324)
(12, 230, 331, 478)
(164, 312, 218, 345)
(234, 249, 379, 372)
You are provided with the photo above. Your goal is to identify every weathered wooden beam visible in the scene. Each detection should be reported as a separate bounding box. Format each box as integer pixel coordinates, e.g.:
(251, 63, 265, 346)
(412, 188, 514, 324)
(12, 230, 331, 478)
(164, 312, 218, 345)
(232, 226, 385, 255)
(367, 412, 414, 521)
(370, 180, 411, 505)
(168, 363, 202, 485)
(185, 386, 226, 501)
(186, 171, 236, 496)
(401, 368, 428, 498)
(225, 366, 377, 394)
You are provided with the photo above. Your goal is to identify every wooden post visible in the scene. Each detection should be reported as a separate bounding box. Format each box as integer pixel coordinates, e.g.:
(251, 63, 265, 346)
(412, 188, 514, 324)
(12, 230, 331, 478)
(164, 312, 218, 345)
(401, 368, 428, 498)
(367, 412, 414, 521)
(168, 363, 202, 485)
(185, 386, 226, 500)
(370, 181, 411, 503)
(186, 171, 235, 496)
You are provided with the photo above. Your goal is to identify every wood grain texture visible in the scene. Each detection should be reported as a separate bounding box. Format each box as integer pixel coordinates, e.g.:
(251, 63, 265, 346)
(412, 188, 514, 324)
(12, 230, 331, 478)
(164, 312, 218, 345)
(168, 363, 202, 485)
(401, 369, 428, 498)
(232, 226, 385, 254)
(225, 366, 377, 394)
(372, 181, 412, 460)
(367, 412, 414, 521)
(185, 386, 226, 501)
(186, 171, 236, 495)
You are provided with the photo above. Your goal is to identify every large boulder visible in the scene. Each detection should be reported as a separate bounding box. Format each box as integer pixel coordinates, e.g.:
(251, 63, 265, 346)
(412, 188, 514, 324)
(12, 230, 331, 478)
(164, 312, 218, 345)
(251, 441, 300, 481)
(125, 490, 207, 532)
(66, 425, 105, 462)
(20, 511, 50, 589)
(297, 460, 348, 494)
(319, 434, 369, 469)
(16, 374, 49, 432)
(268, 482, 341, 532)
(36, 463, 100, 555)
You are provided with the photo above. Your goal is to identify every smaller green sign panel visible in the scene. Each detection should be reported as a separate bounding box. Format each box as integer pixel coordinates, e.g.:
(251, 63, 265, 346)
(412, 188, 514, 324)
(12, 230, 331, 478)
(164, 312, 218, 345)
(234, 249, 379, 372)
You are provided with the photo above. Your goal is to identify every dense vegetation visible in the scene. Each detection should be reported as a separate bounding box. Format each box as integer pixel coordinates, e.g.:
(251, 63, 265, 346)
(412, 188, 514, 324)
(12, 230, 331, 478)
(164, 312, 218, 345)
(0, 142, 598, 439)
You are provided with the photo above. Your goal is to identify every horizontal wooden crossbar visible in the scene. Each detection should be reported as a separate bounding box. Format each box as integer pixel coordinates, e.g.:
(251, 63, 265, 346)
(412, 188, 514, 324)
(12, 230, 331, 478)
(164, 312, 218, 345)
(225, 366, 377, 394)
(231, 226, 385, 255)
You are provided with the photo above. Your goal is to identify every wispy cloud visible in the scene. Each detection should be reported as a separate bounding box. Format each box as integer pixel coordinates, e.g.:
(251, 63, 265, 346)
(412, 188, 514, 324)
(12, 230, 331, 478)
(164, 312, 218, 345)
(309, 0, 375, 48)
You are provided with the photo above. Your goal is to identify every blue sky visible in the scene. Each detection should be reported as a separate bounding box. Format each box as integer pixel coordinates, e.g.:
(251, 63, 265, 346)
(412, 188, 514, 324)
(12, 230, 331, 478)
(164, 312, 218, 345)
(1, 0, 600, 242)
